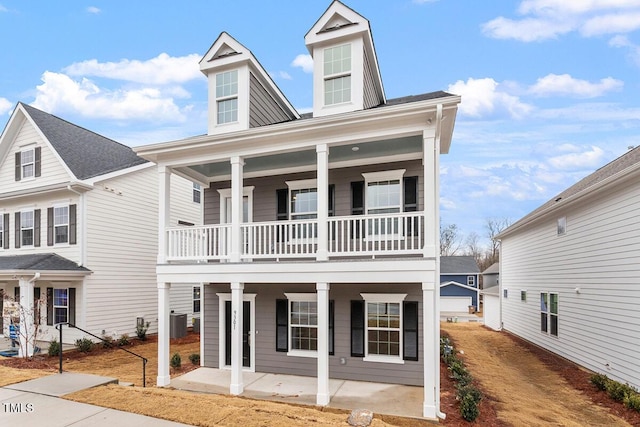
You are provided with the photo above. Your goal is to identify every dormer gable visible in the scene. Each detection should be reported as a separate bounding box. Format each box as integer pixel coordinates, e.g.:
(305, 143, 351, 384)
(200, 32, 299, 136)
(305, 1, 385, 118)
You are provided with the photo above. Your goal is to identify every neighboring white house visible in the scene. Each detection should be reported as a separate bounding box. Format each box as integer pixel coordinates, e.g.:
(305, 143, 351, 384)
(0, 103, 202, 355)
(498, 146, 640, 390)
(134, 1, 460, 419)
(481, 262, 501, 330)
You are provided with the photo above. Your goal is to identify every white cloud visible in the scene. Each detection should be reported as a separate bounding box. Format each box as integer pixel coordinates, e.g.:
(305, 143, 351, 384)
(86, 6, 101, 14)
(291, 54, 313, 73)
(0, 97, 12, 115)
(279, 71, 292, 80)
(32, 71, 187, 122)
(483, 1, 640, 41)
(448, 77, 533, 119)
(63, 53, 203, 85)
(548, 146, 605, 170)
(610, 35, 640, 66)
(529, 74, 623, 98)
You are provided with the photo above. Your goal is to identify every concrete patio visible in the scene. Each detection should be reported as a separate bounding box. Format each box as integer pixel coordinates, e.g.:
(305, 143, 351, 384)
(171, 367, 425, 419)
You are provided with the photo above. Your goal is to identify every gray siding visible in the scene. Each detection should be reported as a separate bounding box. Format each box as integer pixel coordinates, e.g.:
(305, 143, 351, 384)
(501, 178, 640, 390)
(362, 47, 379, 109)
(203, 282, 424, 386)
(204, 160, 424, 225)
(249, 73, 294, 128)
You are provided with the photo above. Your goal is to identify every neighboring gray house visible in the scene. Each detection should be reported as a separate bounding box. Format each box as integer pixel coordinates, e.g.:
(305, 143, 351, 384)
(440, 256, 480, 313)
(482, 262, 499, 289)
(135, 1, 460, 420)
(498, 145, 640, 390)
(481, 262, 501, 330)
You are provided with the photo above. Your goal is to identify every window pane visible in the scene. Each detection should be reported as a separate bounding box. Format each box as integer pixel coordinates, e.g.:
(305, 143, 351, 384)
(216, 70, 238, 98)
(324, 44, 351, 76)
(291, 188, 317, 214)
(54, 307, 67, 324)
(217, 98, 238, 124)
(54, 206, 69, 225)
(324, 75, 351, 105)
(21, 211, 34, 228)
(550, 315, 558, 336)
(54, 289, 68, 306)
(540, 293, 548, 312)
(541, 313, 548, 333)
(55, 225, 68, 244)
(550, 294, 558, 314)
(22, 229, 33, 246)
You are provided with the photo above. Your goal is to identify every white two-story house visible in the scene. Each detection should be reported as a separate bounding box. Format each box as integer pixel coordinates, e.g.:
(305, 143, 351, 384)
(135, 1, 459, 419)
(0, 103, 201, 355)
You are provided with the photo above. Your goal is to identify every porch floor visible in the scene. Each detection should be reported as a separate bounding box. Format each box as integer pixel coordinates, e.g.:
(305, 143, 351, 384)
(171, 367, 425, 419)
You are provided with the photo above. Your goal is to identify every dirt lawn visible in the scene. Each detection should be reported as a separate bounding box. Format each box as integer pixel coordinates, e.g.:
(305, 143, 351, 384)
(441, 323, 632, 427)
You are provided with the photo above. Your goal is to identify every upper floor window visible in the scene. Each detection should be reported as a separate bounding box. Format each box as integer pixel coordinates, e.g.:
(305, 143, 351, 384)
(193, 183, 202, 204)
(21, 210, 35, 247)
(363, 170, 405, 215)
(15, 146, 41, 181)
(216, 70, 238, 124)
(324, 44, 351, 105)
(467, 276, 475, 287)
(54, 206, 69, 244)
(557, 216, 566, 236)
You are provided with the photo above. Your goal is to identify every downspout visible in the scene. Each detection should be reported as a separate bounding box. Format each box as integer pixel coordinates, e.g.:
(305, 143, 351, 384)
(29, 272, 40, 283)
(434, 104, 447, 421)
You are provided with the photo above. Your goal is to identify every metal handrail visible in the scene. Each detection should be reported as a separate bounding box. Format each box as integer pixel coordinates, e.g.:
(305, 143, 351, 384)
(54, 323, 149, 387)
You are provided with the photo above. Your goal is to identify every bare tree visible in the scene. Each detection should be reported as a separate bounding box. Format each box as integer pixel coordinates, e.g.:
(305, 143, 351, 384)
(440, 223, 462, 256)
(485, 217, 511, 265)
(3, 293, 45, 358)
(464, 231, 482, 263)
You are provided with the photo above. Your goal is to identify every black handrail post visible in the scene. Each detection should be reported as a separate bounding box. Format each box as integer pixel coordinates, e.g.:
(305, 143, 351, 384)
(58, 323, 63, 374)
(143, 359, 147, 388)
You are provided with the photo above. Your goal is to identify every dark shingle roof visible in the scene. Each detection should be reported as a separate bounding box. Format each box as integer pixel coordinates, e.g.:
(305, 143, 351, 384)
(440, 256, 480, 274)
(503, 145, 640, 234)
(0, 254, 91, 272)
(21, 103, 147, 180)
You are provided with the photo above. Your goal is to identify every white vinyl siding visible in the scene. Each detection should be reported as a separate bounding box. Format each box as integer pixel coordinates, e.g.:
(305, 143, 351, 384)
(501, 177, 640, 390)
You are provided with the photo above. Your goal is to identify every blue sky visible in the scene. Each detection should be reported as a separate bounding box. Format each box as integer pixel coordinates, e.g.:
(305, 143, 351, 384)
(2, 0, 640, 249)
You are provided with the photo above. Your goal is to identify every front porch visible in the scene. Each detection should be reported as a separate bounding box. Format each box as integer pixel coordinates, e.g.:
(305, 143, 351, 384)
(171, 367, 424, 419)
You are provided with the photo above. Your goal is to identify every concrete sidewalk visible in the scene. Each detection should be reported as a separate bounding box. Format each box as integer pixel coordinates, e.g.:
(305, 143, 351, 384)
(171, 367, 424, 419)
(1, 373, 192, 427)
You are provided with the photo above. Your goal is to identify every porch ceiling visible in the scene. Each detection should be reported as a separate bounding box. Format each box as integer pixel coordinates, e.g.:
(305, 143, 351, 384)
(182, 135, 422, 181)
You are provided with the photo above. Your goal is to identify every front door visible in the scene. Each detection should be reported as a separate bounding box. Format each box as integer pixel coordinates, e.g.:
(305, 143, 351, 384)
(223, 300, 252, 369)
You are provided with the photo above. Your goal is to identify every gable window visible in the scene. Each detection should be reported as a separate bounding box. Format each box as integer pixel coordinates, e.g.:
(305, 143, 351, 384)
(54, 206, 69, 244)
(193, 183, 202, 204)
(324, 44, 351, 105)
(193, 286, 201, 314)
(467, 276, 475, 287)
(15, 146, 41, 181)
(557, 217, 566, 236)
(21, 210, 35, 247)
(540, 292, 559, 336)
(216, 70, 238, 124)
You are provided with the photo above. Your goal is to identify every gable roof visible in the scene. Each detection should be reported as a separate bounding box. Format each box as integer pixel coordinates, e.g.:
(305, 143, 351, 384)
(19, 103, 147, 180)
(440, 280, 478, 291)
(499, 145, 640, 238)
(440, 256, 480, 274)
(482, 262, 499, 275)
(0, 254, 91, 272)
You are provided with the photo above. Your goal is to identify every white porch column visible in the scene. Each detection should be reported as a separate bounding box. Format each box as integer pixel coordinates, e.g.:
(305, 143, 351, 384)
(230, 282, 244, 395)
(230, 157, 244, 263)
(422, 279, 437, 419)
(423, 128, 437, 259)
(316, 144, 329, 261)
(18, 276, 35, 357)
(158, 165, 172, 264)
(316, 282, 330, 405)
(157, 282, 171, 387)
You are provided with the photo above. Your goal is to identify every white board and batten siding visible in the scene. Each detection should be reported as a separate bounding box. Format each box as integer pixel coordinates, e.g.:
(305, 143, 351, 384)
(501, 179, 640, 390)
(83, 166, 201, 338)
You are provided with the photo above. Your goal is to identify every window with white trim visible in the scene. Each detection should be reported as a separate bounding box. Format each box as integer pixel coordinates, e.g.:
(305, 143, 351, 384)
(557, 217, 566, 236)
(285, 293, 317, 356)
(21, 210, 34, 247)
(21, 148, 35, 179)
(540, 292, 558, 336)
(467, 276, 475, 286)
(193, 183, 201, 204)
(324, 44, 351, 105)
(54, 206, 69, 244)
(54, 288, 69, 324)
(193, 286, 201, 313)
(216, 70, 238, 124)
(286, 179, 317, 240)
(361, 293, 406, 362)
(362, 170, 405, 237)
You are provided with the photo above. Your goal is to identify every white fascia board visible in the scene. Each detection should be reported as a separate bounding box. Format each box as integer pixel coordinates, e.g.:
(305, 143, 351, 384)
(0, 270, 92, 280)
(440, 281, 478, 292)
(83, 162, 154, 186)
(0, 182, 93, 202)
(136, 94, 461, 168)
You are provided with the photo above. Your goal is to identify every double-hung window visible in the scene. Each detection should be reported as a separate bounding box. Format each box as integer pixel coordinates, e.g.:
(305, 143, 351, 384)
(21, 148, 35, 179)
(54, 289, 69, 324)
(362, 293, 406, 363)
(362, 170, 405, 237)
(193, 183, 202, 204)
(285, 293, 318, 356)
(324, 44, 351, 105)
(286, 179, 318, 240)
(54, 206, 69, 244)
(193, 286, 201, 314)
(216, 70, 238, 124)
(467, 276, 476, 287)
(21, 210, 34, 247)
(0, 216, 4, 249)
(540, 292, 559, 336)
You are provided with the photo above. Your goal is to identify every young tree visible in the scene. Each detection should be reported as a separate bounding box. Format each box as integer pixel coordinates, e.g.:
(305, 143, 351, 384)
(3, 292, 45, 358)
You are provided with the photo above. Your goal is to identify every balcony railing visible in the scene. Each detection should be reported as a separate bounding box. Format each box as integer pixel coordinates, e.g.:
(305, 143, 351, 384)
(165, 212, 425, 262)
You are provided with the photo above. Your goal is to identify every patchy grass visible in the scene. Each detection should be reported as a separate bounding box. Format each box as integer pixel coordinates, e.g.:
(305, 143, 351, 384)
(0, 365, 53, 386)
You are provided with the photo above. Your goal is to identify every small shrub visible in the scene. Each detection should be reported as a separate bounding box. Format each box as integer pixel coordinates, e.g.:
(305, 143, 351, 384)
(624, 393, 640, 412)
(457, 384, 483, 404)
(74, 338, 94, 353)
(460, 392, 480, 422)
(606, 380, 631, 402)
(48, 339, 61, 357)
(117, 334, 130, 346)
(101, 335, 114, 349)
(188, 353, 200, 365)
(590, 373, 609, 391)
(135, 321, 150, 341)
(170, 352, 182, 369)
